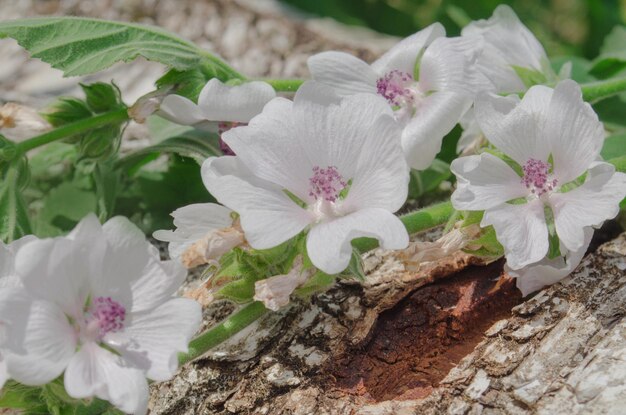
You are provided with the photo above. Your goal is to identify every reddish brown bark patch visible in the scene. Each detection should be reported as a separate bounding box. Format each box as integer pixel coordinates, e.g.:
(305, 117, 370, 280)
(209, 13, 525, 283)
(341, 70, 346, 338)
(329, 260, 522, 402)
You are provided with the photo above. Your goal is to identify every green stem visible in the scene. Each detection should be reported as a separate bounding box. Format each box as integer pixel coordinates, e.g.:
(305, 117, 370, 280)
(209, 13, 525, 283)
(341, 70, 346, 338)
(178, 301, 268, 365)
(14, 108, 129, 154)
(352, 201, 454, 252)
(262, 79, 305, 92)
(581, 77, 626, 102)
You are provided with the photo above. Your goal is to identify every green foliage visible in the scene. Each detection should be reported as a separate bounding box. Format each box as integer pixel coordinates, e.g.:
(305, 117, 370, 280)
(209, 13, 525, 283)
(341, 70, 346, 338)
(602, 133, 626, 159)
(590, 26, 626, 79)
(343, 247, 366, 281)
(512, 65, 549, 88)
(408, 159, 452, 199)
(0, 158, 32, 243)
(0, 17, 208, 76)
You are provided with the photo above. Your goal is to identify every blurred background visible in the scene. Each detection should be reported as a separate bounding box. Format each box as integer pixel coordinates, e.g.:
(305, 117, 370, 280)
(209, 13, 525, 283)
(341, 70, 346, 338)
(280, 0, 626, 59)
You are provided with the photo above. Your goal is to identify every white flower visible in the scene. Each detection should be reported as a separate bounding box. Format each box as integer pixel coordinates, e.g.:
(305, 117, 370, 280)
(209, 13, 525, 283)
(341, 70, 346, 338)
(0, 236, 35, 389)
(153, 203, 244, 268)
(451, 80, 626, 271)
(461, 5, 561, 94)
(0, 103, 51, 142)
(159, 78, 276, 130)
(507, 228, 593, 296)
(201, 83, 410, 274)
(307, 24, 483, 170)
(253, 257, 314, 311)
(2, 215, 202, 414)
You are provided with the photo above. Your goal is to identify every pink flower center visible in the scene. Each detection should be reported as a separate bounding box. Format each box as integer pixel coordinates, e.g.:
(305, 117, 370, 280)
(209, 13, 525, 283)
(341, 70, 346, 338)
(85, 296, 126, 339)
(218, 122, 243, 156)
(309, 166, 347, 203)
(376, 70, 415, 107)
(521, 158, 558, 196)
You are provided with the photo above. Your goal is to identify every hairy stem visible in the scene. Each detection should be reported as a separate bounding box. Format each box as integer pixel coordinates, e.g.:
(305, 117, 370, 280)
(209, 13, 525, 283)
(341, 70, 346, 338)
(581, 77, 626, 102)
(263, 78, 305, 92)
(179, 301, 268, 365)
(14, 108, 129, 154)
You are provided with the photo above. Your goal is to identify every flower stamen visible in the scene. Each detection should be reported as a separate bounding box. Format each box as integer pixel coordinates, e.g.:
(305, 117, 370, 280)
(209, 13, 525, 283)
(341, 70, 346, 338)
(85, 296, 126, 340)
(376, 70, 416, 107)
(309, 166, 347, 203)
(522, 158, 557, 196)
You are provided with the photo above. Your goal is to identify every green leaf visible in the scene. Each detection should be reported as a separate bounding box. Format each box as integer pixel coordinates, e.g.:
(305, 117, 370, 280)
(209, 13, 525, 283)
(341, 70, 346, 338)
(29, 142, 78, 180)
(93, 161, 121, 221)
(601, 133, 626, 159)
(35, 181, 97, 237)
(343, 247, 366, 281)
(408, 159, 452, 199)
(590, 26, 626, 79)
(0, 17, 207, 76)
(0, 381, 47, 412)
(0, 159, 32, 242)
(117, 132, 221, 172)
(81, 82, 122, 113)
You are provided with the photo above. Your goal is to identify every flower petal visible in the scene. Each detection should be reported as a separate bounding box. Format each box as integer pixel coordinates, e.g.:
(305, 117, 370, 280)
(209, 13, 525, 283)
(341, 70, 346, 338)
(451, 153, 528, 210)
(306, 208, 409, 274)
(101, 216, 188, 313)
(546, 80, 605, 184)
(105, 298, 202, 381)
(482, 199, 549, 270)
(402, 91, 471, 170)
(507, 228, 592, 296)
(418, 36, 485, 95)
(474, 87, 551, 166)
(196, 79, 276, 123)
(0, 357, 7, 389)
(462, 5, 549, 93)
(5, 299, 76, 385)
(153, 203, 234, 260)
(158, 95, 205, 125)
(202, 156, 314, 249)
(371, 22, 445, 74)
(64, 342, 149, 415)
(550, 163, 626, 252)
(307, 51, 378, 96)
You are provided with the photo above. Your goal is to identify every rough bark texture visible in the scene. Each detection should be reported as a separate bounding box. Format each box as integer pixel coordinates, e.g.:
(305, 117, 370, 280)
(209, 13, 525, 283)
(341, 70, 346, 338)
(2, 1, 625, 414)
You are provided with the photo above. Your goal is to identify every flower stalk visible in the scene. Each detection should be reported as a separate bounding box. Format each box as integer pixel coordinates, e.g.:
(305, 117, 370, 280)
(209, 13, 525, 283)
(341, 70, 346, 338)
(14, 107, 129, 154)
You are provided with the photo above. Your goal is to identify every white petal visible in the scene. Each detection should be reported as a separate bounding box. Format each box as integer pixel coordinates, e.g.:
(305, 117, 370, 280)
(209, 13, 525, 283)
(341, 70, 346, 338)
(5, 299, 75, 385)
(462, 5, 549, 93)
(546, 80, 605, 184)
(418, 36, 485, 95)
(482, 200, 549, 270)
(101, 216, 187, 312)
(64, 342, 149, 415)
(402, 91, 471, 170)
(202, 157, 314, 249)
(158, 95, 205, 125)
(451, 153, 528, 210)
(457, 107, 483, 153)
(307, 51, 378, 96)
(153, 203, 233, 260)
(196, 79, 276, 123)
(15, 237, 95, 317)
(0, 286, 32, 349)
(105, 298, 202, 381)
(0, 356, 7, 389)
(508, 228, 592, 296)
(371, 23, 445, 74)
(307, 208, 409, 274)
(474, 88, 551, 166)
(550, 163, 626, 252)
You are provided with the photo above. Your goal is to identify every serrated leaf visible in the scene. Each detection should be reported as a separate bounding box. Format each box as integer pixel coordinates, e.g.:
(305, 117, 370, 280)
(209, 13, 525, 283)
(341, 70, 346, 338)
(0, 159, 32, 242)
(0, 17, 207, 76)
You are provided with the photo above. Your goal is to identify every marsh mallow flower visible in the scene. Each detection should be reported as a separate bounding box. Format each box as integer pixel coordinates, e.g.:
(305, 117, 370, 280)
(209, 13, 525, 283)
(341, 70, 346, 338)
(159, 78, 276, 154)
(308, 24, 482, 170)
(153, 203, 245, 268)
(202, 83, 410, 274)
(451, 81, 626, 274)
(1, 215, 202, 414)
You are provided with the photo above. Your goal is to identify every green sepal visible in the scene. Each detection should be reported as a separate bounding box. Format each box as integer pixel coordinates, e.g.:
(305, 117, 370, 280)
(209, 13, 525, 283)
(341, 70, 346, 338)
(480, 147, 523, 176)
(43, 98, 92, 128)
(544, 205, 561, 259)
(464, 226, 504, 258)
(80, 82, 123, 114)
(461, 210, 484, 227)
(511, 65, 549, 88)
(341, 246, 366, 281)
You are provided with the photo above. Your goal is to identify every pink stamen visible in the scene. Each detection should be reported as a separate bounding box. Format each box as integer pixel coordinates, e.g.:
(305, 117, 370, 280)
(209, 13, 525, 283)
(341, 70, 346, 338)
(218, 122, 243, 156)
(376, 70, 415, 106)
(521, 158, 558, 196)
(86, 296, 126, 339)
(309, 166, 347, 202)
